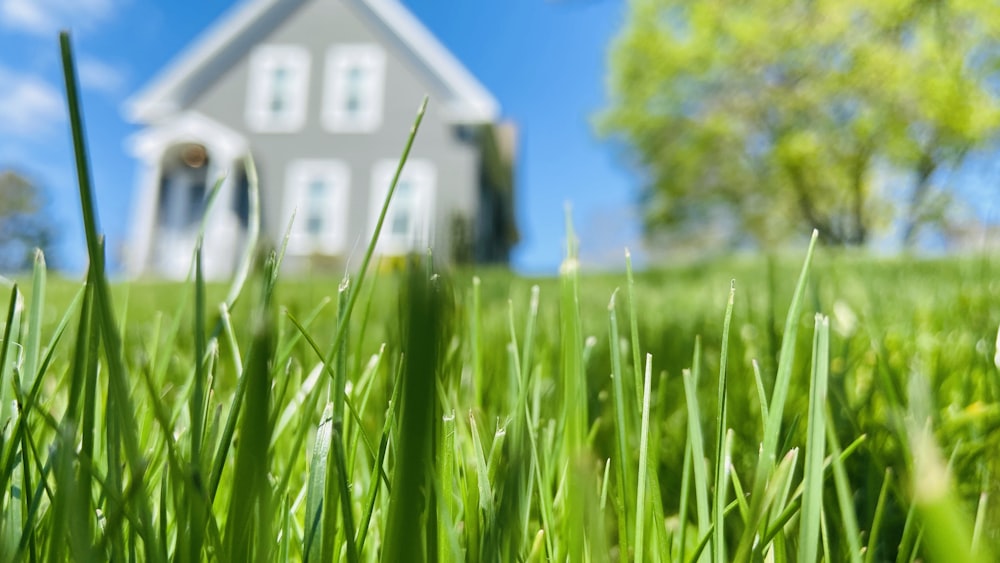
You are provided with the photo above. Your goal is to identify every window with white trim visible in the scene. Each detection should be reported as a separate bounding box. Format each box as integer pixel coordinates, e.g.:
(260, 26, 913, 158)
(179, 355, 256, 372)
(284, 160, 350, 255)
(323, 45, 386, 133)
(246, 45, 310, 132)
(369, 159, 436, 255)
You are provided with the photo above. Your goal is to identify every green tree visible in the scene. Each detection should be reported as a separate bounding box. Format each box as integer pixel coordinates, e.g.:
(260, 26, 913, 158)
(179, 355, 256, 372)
(601, 0, 1000, 248)
(0, 170, 55, 271)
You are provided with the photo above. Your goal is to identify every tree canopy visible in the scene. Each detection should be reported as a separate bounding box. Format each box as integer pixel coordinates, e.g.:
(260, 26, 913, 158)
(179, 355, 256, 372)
(0, 170, 55, 272)
(601, 0, 1000, 248)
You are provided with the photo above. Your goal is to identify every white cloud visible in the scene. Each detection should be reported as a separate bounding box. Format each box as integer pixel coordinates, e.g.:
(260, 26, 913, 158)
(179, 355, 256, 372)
(0, 65, 64, 138)
(0, 0, 121, 36)
(79, 56, 127, 96)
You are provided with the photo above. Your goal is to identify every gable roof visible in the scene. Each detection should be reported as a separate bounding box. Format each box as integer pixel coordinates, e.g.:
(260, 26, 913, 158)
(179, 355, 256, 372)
(125, 0, 499, 124)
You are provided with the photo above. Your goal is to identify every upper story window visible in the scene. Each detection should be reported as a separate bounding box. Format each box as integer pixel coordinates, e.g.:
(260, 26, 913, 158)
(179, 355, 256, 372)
(246, 45, 310, 133)
(284, 160, 350, 255)
(323, 45, 386, 133)
(369, 159, 436, 255)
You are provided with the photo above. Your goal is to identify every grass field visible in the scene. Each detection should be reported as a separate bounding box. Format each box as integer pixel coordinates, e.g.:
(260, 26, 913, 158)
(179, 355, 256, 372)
(0, 32, 998, 562)
(8, 237, 999, 562)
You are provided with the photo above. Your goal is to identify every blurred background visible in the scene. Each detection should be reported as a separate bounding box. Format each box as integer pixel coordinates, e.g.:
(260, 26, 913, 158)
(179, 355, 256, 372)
(1, 0, 999, 276)
(0, 0, 640, 275)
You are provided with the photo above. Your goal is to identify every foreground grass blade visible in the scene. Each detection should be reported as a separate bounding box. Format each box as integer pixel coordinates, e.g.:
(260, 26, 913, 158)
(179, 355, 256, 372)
(560, 206, 587, 455)
(635, 353, 653, 563)
(560, 206, 591, 561)
(304, 405, 333, 563)
(825, 408, 863, 563)
(735, 229, 818, 561)
(608, 289, 635, 554)
(382, 264, 448, 562)
(907, 376, 992, 563)
(712, 281, 735, 563)
(798, 314, 830, 563)
(21, 250, 45, 393)
(865, 468, 892, 563)
(60, 31, 161, 561)
(223, 259, 276, 561)
(682, 363, 710, 545)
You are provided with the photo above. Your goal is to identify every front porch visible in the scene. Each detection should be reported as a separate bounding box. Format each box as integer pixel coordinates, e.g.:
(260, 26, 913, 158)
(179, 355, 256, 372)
(127, 112, 251, 280)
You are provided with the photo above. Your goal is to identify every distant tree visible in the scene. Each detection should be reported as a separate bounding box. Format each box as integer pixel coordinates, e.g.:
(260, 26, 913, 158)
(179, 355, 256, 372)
(601, 0, 1000, 248)
(0, 170, 55, 272)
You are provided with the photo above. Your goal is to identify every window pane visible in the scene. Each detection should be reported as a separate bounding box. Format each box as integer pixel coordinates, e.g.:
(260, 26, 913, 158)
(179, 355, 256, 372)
(309, 178, 326, 200)
(345, 66, 363, 115)
(391, 209, 410, 235)
(270, 67, 288, 114)
(307, 212, 324, 236)
(306, 179, 326, 236)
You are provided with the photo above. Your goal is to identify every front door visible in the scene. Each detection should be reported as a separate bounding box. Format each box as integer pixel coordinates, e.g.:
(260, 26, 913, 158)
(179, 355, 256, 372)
(154, 144, 209, 277)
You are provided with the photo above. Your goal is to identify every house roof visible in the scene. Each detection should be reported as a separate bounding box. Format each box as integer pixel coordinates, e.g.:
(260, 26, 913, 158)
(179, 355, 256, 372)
(124, 0, 500, 124)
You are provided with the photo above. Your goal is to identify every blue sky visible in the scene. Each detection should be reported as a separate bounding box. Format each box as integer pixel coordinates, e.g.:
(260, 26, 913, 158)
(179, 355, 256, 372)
(0, 0, 642, 275)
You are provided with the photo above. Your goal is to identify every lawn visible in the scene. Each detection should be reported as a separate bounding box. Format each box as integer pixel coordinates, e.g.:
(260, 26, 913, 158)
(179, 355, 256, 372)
(0, 32, 996, 562)
(5, 231, 999, 561)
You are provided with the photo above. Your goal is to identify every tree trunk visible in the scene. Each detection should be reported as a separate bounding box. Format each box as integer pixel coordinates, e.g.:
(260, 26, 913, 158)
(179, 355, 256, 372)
(901, 152, 936, 248)
(848, 146, 872, 246)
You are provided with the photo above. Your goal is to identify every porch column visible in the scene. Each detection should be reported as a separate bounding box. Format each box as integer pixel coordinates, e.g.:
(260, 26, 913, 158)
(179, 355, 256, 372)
(126, 157, 162, 277)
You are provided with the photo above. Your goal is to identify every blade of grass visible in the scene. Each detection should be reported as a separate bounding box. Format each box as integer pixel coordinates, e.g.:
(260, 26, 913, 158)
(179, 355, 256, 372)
(0, 286, 22, 438)
(681, 364, 710, 546)
(895, 492, 920, 563)
(560, 204, 586, 456)
(304, 404, 332, 563)
(559, 205, 589, 562)
(712, 281, 736, 563)
(60, 32, 161, 561)
(797, 314, 830, 563)
(625, 249, 643, 411)
(677, 437, 693, 562)
(972, 492, 988, 555)
(469, 412, 495, 528)
(609, 289, 635, 556)
(635, 353, 653, 563)
(382, 265, 447, 563)
(735, 229, 818, 562)
(186, 238, 208, 562)
(864, 468, 892, 563)
(320, 282, 351, 563)
(222, 257, 276, 561)
(329, 425, 359, 563)
(907, 374, 992, 563)
(471, 276, 482, 407)
(356, 356, 402, 553)
(761, 433, 867, 545)
(826, 408, 861, 563)
(437, 412, 458, 563)
(752, 359, 769, 429)
(730, 460, 750, 523)
(21, 250, 45, 393)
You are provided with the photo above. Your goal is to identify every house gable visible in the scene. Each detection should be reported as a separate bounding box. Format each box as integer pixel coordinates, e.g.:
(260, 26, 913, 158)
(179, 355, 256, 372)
(125, 0, 498, 125)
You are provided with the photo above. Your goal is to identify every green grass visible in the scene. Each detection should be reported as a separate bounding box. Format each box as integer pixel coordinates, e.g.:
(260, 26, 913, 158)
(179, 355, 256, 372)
(0, 31, 998, 561)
